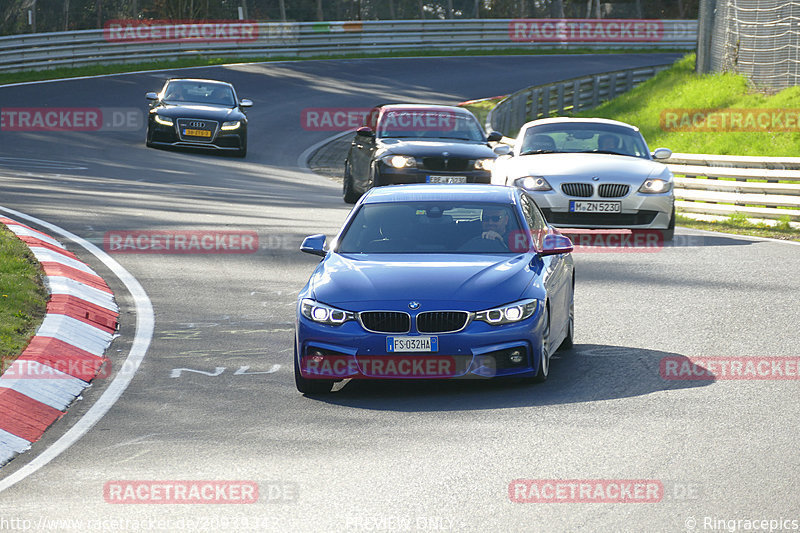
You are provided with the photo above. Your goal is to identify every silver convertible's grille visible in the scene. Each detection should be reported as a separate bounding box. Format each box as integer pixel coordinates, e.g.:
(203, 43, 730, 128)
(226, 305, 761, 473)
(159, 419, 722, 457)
(598, 184, 630, 198)
(561, 183, 594, 197)
(176, 118, 219, 142)
(359, 311, 410, 333)
(416, 311, 470, 334)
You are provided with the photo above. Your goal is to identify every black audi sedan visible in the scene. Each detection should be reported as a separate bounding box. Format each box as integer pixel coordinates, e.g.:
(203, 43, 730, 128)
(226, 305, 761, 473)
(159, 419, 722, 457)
(343, 104, 505, 203)
(145, 78, 252, 157)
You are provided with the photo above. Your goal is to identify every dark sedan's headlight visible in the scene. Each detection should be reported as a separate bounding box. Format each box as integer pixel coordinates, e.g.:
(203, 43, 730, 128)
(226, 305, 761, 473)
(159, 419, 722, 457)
(221, 120, 242, 131)
(300, 299, 355, 325)
(381, 155, 416, 169)
(474, 158, 495, 171)
(638, 179, 672, 194)
(475, 299, 538, 325)
(154, 115, 173, 126)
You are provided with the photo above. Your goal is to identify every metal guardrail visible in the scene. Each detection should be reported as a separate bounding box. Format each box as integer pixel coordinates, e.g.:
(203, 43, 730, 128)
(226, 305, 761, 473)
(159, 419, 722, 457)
(0, 18, 696, 73)
(486, 64, 672, 136)
(665, 154, 800, 221)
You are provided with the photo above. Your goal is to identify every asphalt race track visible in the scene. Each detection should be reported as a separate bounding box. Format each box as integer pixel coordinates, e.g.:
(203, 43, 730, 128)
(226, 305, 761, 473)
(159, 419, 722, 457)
(2, 54, 800, 532)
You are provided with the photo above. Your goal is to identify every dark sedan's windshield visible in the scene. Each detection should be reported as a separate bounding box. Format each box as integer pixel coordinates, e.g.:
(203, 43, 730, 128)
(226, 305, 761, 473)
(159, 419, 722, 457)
(162, 81, 235, 107)
(520, 122, 650, 158)
(378, 109, 486, 141)
(337, 201, 525, 254)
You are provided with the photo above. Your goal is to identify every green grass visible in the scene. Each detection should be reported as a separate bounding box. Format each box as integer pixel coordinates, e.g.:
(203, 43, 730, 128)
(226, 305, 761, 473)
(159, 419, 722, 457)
(675, 214, 800, 242)
(0, 225, 47, 373)
(0, 47, 687, 86)
(575, 53, 800, 156)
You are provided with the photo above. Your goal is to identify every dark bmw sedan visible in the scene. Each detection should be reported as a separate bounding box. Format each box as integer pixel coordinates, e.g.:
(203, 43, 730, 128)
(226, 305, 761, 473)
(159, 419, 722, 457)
(342, 104, 505, 203)
(145, 78, 252, 157)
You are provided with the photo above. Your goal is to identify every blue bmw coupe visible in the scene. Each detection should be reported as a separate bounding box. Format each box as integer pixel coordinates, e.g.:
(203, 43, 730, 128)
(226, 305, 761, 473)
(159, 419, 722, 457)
(295, 184, 575, 394)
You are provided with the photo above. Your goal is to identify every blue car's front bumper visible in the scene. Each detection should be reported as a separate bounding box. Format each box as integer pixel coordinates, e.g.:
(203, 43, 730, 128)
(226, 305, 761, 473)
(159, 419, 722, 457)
(295, 303, 547, 380)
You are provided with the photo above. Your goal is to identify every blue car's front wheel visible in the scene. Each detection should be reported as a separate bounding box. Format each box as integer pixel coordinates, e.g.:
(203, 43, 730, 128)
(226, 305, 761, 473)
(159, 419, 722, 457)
(294, 344, 334, 394)
(532, 305, 550, 383)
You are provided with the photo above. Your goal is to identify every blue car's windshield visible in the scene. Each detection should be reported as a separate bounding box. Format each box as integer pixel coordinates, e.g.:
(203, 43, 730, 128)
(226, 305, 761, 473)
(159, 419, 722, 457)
(337, 201, 525, 254)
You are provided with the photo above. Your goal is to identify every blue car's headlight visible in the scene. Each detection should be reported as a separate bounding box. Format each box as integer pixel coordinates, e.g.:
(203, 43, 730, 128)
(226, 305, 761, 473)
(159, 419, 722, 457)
(300, 299, 355, 325)
(475, 299, 538, 325)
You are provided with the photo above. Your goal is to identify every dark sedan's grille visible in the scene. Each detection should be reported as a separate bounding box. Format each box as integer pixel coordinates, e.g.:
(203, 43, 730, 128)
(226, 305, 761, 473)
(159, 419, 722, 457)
(359, 311, 410, 333)
(561, 183, 594, 197)
(598, 184, 630, 198)
(416, 311, 470, 334)
(421, 157, 471, 172)
(176, 118, 219, 142)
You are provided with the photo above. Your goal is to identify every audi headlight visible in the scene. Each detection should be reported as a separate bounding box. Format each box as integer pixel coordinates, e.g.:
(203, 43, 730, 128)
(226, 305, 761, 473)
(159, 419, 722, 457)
(221, 120, 241, 131)
(475, 299, 538, 325)
(474, 158, 495, 171)
(638, 179, 672, 194)
(300, 299, 355, 326)
(514, 176, 552, 191)
(154, 114, 173, 126)
(381, 155, 416, 169)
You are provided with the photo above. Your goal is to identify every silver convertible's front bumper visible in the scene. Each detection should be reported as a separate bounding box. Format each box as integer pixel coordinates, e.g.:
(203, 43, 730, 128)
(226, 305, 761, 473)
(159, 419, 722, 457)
(529, 189, 674, 230)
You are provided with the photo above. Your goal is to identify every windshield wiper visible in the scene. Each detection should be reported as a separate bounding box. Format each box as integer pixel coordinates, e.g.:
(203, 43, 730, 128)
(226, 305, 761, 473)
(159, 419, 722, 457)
(575, 149, 631, 156)
(520, 149, 559, 155)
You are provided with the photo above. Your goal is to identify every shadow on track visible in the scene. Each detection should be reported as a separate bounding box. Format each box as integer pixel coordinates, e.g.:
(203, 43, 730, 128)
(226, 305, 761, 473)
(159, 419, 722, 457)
(307, 344, 713, 411)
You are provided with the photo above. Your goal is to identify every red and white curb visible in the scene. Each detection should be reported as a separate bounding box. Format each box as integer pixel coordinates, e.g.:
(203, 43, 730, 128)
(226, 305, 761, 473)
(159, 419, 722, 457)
(0, 216, 118, 467)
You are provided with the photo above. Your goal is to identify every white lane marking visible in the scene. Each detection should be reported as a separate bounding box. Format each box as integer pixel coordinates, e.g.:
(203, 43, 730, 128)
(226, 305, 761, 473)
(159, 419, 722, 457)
(234, 364, 281, 375)
(296, 128, 355, 170)
(170, 367, 225, 378)
(0, 206, 154, 493)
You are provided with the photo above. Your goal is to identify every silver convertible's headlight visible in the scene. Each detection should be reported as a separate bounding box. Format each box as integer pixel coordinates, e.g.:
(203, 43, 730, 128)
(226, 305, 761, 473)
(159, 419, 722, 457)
(154, 114, 173, 126)
(221, 120, 241, 131)
(474, 158, 495, 171)
(381, 155, 416, 169)
(300, 299, 355, 325)
(475, 299, 538, 325)
(514, 176, 552, 191)
(638, 178, 672, 194)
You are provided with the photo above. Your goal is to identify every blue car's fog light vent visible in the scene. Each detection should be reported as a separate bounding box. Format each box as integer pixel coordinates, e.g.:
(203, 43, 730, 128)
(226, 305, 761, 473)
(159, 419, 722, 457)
(561, 183, 594, 197)
(359, 311, 411, 333)
(416, 311, 470, 334)
(598, 184, 630, 198)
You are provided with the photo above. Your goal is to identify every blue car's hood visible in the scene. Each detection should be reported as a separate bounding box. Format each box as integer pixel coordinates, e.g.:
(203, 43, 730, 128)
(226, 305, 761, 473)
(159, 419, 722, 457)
(309, 253, 536, 311)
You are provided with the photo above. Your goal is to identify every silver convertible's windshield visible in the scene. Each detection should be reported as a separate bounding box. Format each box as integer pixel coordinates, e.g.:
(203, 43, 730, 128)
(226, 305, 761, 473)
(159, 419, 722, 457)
(162, 81, 236, 107)
(378, 110, 486, 141)
(337, 201, 524, 254)
(520, 122, 650, 158)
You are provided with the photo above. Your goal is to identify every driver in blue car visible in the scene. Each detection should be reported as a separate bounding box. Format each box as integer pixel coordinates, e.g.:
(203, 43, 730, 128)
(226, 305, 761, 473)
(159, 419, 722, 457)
(481, 208, 511, 244)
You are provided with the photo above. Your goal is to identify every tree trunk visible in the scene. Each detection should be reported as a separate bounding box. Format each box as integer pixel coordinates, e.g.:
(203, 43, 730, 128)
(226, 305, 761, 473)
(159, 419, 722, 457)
(96, 0, 102, 28)
(446, 0, 453, 19)
(316, 0, 324, 21)
(418, 0, 425, 19)
(388, 0, 396, 19)
(635, 0, 643, 18)
(278, 0, 286, 21)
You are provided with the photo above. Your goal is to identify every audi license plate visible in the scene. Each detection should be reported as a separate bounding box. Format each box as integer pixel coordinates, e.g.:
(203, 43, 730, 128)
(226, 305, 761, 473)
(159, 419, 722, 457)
(183, 128, 212, 138)
(569, 200, 621, 213)
(427, 175, 467, 184)
(387, 336, 438, 353)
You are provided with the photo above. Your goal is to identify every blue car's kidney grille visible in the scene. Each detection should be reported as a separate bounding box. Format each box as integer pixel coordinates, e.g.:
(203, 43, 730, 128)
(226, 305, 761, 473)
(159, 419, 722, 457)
(416, 311, 469, 334)
(598, 184, 630, 198)
(561, 183, 594, 197)
(359, 311, 410, 333)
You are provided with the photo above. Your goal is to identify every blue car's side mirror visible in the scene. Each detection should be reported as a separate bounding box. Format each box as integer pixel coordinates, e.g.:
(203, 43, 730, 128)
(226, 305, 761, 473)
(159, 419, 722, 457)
(539, 233, 573, 256)
(300, 234, 327, 257)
